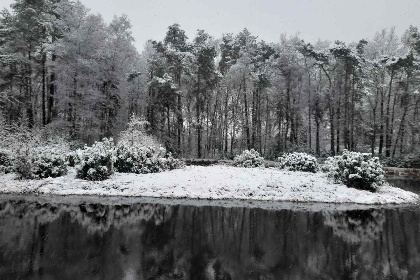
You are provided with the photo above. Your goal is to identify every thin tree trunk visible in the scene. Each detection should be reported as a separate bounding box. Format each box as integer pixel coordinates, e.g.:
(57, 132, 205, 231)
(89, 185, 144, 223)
(196, 73, 202, 158)
(379, 72, 385, 155)
(305, 59, 312, 150)
(385, 70, 394, 157)
(243, 76, 251, 149)
(314, 120, 319, 156)
(42, 51, 46, 126)
(336, 91, 341, 154)
(27, 49, 34, 128)
(177, 70, 183, 152)
(224, 87, 229, 155)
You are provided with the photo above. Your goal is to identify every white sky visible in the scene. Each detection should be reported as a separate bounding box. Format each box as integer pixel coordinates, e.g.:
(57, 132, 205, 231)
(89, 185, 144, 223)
(1, 0, 420, 50)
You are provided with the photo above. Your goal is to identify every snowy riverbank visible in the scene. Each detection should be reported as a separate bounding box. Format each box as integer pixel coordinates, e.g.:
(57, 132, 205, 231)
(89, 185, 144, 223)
(0, 165, 418, 204)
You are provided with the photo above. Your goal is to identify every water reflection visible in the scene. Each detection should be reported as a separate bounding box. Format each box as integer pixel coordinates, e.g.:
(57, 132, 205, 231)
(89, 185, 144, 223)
(324, 209, 386, 244)
(0, 181, 419, 279)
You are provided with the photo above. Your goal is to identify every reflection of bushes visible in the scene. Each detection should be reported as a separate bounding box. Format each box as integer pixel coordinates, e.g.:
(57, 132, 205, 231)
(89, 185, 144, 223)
(0, 200, 171, 235)
(323, 209, 385, 244)
(77, 203, 171, 234)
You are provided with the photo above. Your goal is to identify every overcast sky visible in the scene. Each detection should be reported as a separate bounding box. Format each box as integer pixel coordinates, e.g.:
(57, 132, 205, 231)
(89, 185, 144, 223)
(1, 0, 420, 50)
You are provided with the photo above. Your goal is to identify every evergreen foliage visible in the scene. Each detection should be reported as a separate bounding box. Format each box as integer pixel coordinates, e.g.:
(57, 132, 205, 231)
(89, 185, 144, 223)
(14, 145, 68, 179)
(75, 138, 116, 181)
(278, 152, 318, 173)
(233, 149, 265, 168)
(325, 150, 385, 192)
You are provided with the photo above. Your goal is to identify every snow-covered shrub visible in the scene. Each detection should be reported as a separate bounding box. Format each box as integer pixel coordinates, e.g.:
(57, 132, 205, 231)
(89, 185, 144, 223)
(0, 165, 13, 174)
(65, 142, 86, 167)
(119, 114, 160, 149)
(14, 146, 68, 179)
(383, 153, 420, 168)
(277, 152, 318, 173)
(233, 149, 265, 168)
(114, 143, 184, 174)
(325, 150, 385, 192)
(66, 150, 82, 167)
(14, 155, 33, 179)
(163, 152, 185, 170)
(76, 138, 116, 181)
(0, 149, 12, 166)
(0, 149, 14, 174)
(31, 146, 68, 178)
(114, 114, 184, 174)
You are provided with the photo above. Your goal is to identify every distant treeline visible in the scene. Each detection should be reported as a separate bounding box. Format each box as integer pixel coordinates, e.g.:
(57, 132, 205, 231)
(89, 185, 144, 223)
(1, 0, 420, 159)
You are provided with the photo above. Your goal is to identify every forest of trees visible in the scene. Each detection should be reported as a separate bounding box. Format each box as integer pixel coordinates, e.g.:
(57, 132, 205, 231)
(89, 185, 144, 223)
(1, 0, 420, 159)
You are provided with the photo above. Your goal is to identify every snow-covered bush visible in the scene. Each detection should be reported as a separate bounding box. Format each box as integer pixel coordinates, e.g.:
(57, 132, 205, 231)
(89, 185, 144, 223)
(14, 155, 33, 179)
(163, 152, 185, 170)
(0, 165, 14, 174)
(114, 114, 184, 174)
(66, 150, 82, 167)
(0, 120, 74, 154)
(277, 152, 318, 173)
(31, 146, 68, 178)
(233, 149, 265, 168)
(382, 153, 420, 169)
(114, 143, 184, 174)
(324, 150, 385, 192)
(14, 146, 68, 179)
(76, 138, 116, 181)
(119, 114, 160, 149)
(0, 149, 14, 174)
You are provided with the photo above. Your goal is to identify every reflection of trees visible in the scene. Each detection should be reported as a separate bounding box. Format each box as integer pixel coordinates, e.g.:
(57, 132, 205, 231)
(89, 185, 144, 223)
(0, 200, 174, 279)
(0, 199, 419, 279)
(0, 200, 171, 235)
(76, 203, 171, 234)
(323, 209, 386, 244)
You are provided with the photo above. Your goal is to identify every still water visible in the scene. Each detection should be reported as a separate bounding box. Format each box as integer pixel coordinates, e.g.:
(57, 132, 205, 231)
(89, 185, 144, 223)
(0, 179, 419, 280)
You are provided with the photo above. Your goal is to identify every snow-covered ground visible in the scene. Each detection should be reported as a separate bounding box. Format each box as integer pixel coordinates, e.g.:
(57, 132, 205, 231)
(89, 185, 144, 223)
(0, 165, 418, 205)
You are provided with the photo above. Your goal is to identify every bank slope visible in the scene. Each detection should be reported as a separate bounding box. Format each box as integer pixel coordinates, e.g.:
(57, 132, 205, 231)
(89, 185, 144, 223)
(0, 165, 418, 204)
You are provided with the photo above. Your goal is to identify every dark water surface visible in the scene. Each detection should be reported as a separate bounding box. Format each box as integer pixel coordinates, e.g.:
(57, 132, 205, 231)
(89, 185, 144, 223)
(0, 179, 419, 280)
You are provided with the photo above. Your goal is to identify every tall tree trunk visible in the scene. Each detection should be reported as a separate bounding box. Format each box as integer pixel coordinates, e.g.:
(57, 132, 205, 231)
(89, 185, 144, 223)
(251, 88, 256, 149)
(314, 118, 319, 156)
(321, 66, 334, 155)
(330, 100, 335, 156)
(257, 87, 262, 152)
(42, 51, 46, 126)
(224, 87, 229, 155)
(243, 76, 251, 149)
(389, 82, 399, 156)
(393, 108, 408, 157)
(394, 72, 412, 157)
(336, 91, 341, 154)
(167, 106, 171, 138)
(350, 76, 356, 150)
(187, 104, 192, 157)
(371, 87, 379, 155)
(27, 50, 34, 128)
(197, 75, 202, 158)
(379, 72, 385, 155)
(305, 59, 312, 150)
(343, 60, 349, 150)
(385, 70, 394, 157)
(177, 70, 183, 152)
(47, 69, 56, 124)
